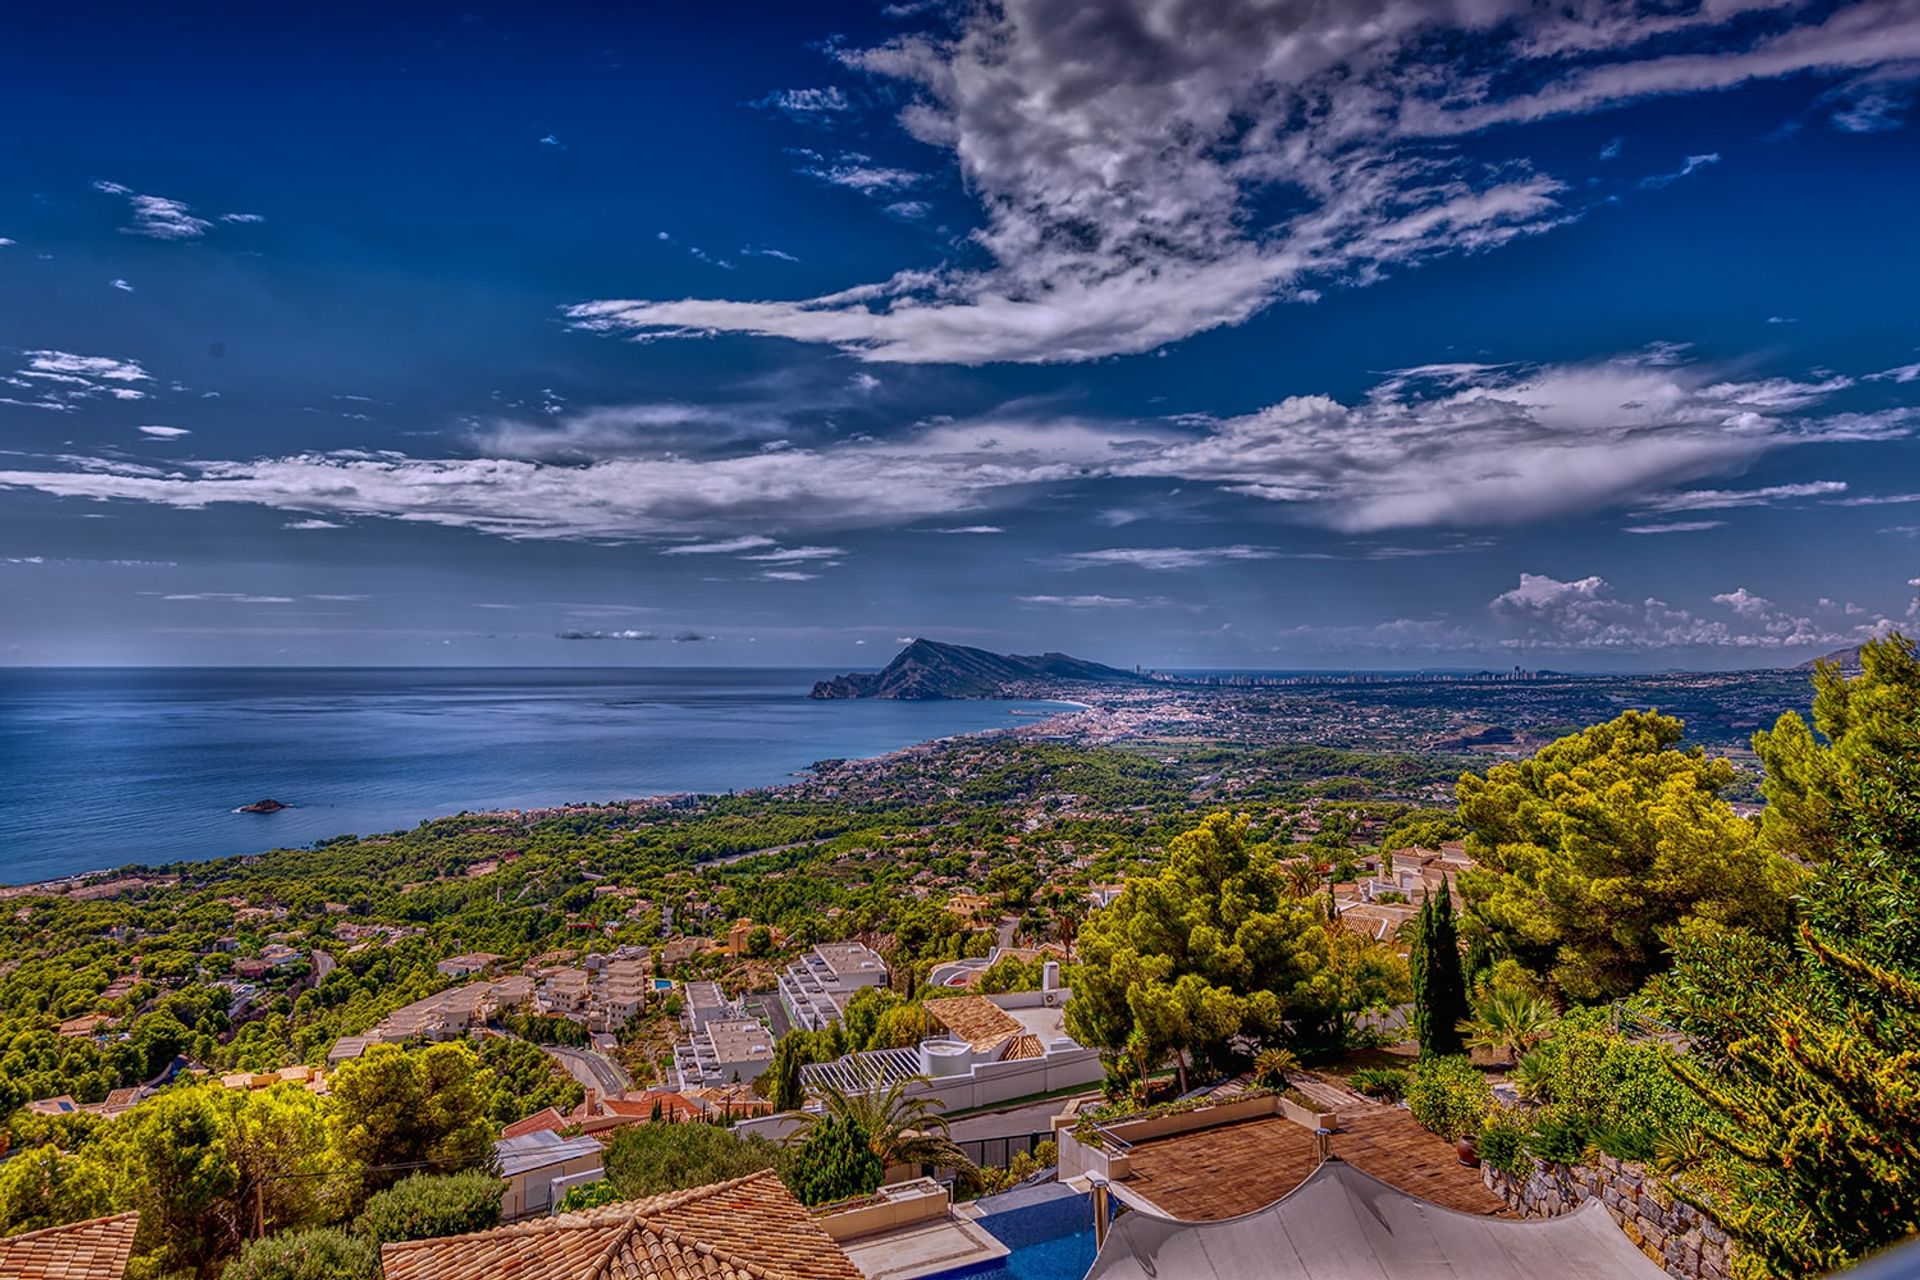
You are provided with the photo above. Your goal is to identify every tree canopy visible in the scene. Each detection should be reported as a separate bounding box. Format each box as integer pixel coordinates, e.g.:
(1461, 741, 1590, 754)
(1456, 710, 1796, 1001)
(1067, 812, 1372, 1075)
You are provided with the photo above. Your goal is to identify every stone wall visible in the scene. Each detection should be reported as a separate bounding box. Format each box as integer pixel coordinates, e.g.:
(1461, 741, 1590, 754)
(1482, 1153, 1736, 1280)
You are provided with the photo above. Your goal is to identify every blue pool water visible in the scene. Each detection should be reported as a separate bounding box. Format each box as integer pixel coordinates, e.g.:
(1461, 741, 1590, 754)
(951, 1188, 1099, 1280)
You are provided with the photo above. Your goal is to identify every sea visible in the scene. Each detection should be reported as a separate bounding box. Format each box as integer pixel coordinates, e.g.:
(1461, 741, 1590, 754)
(0, 667, 1070, 885)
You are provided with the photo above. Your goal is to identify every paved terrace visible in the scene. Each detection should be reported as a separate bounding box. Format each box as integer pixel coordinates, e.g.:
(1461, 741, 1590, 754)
(1117, 1104, 1511, 1221)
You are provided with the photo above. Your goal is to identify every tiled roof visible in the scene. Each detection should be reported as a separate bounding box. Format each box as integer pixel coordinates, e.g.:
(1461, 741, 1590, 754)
(0, 1212, 140, 1280)
(924, 996, 1022, 1053)
(380, 1170, 863, 1280)
(502, 1105, 568, 1139)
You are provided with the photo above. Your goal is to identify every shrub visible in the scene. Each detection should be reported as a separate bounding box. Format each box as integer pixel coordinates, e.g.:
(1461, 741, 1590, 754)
(353, 1170, 503, 1246)
(784, 1116, 883, 1207)
(1252, 1048, 1299, 1089)
(604, 1119, 780, 1198)
(1519, 1009, 1705, 1147)
(557, 1180, 621, 1212)
(1478, 1104, 1532, 1178)
(1347, 1067, 1408, 1102)
(1405, 1056, 1492, 1141)
(220, 1228, 379, 1280)
(1524, 1105, 1591, 1165)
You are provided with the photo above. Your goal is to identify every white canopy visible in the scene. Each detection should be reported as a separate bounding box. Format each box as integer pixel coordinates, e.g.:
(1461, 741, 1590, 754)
(1087, 1159, 1669, 1280)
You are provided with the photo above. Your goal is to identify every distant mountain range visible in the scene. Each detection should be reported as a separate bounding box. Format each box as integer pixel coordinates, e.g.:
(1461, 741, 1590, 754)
(809, 638, 1151, 700)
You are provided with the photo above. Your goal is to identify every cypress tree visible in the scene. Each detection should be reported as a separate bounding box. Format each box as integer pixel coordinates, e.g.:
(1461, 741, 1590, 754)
(1412, 880, 1467, 1057)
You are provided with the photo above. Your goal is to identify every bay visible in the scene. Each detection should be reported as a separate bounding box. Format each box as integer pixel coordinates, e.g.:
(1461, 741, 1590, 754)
(0, 667, 1067, 883)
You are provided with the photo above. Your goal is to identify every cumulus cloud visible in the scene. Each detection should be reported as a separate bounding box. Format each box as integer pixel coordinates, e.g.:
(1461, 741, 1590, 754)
(0, 348, 1909, 539)
(1488, 572, 1888, 651)
(566, 0, 1920, 365)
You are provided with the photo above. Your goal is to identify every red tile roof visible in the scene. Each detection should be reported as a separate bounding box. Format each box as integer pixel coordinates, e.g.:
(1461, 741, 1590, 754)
(0, 1212, 140, 1280)
(502, 1106, 568, 1139)
(380, 1170, 863, 1280)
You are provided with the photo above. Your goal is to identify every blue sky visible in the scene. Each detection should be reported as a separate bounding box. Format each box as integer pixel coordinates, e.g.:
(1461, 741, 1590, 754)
(2, 0, 1918, 669)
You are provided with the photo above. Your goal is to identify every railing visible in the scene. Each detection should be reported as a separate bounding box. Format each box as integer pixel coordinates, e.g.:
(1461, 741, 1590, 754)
(953, 1129, 1057, 1170)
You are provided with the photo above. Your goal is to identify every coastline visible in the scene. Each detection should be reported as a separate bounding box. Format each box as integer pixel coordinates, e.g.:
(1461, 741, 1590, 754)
(0, 694, 1096, 894)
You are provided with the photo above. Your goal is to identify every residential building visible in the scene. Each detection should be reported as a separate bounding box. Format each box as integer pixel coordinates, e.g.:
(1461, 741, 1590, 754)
(680, 979, 734, 1033)
(784, 981, 1100, 1118)
(540, 967, 590, 1016)
(777, 942, 888, 1031)
(436, 952, 501, 978)
(674, 1017, 775, 1090)
(493, 1130, 605, 1220)
(596, 956, 652, 1029)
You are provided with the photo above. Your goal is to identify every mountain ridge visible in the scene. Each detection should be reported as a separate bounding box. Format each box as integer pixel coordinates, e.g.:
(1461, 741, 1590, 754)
(809, 638, 1150, 700)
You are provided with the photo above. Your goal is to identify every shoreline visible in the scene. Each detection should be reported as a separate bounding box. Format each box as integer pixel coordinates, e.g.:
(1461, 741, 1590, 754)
(0, 696, 1098, 894)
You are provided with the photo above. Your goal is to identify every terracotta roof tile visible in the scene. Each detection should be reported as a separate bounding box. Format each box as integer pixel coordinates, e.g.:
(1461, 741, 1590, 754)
(503, 1106, 569, 1139)
(0, 1212, 140, 1280)
(380, 1170, 862, 1280)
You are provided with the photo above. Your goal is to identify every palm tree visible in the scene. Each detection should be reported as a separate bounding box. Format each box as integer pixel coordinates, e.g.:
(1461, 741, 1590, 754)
(1457, 987, 1556, 1064)
(1282, 859, 1323, 900)
(789, 1075, 980, 1184)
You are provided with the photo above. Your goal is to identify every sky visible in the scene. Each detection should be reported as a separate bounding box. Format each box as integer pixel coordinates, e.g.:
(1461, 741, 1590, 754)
(2, 0, 1919, 671)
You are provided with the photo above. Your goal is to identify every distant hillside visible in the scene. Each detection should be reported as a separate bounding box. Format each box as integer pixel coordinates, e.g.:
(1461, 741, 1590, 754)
(1798, 644, 1865, 670)
(809, 638, 1150, 700)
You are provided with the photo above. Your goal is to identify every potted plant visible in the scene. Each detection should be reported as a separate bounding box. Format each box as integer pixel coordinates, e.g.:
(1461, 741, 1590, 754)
(1456, 1132, 1480, 1167)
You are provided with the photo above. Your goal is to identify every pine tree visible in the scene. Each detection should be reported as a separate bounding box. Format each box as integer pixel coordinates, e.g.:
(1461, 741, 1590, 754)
(1659, 635, 1920, 1278)
(1411, 881, 1467, 1058)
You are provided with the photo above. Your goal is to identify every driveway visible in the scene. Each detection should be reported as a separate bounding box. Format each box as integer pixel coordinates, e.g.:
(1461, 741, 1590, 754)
(544, 1044, 633, 1097)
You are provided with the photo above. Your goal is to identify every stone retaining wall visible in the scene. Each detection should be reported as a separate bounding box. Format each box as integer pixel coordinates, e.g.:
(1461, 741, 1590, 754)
(1482, 1153, 1735, 1280)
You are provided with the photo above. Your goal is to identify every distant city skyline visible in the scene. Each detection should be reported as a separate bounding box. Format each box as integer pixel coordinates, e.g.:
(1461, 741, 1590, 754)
(3, 2, 1919, 669)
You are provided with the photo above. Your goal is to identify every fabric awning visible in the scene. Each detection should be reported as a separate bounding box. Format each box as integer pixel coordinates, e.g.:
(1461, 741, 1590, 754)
(1087, 1159, 1669, 1280)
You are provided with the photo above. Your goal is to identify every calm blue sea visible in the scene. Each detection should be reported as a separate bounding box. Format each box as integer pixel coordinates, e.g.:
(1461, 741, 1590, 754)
(0, 668, 1069, 884)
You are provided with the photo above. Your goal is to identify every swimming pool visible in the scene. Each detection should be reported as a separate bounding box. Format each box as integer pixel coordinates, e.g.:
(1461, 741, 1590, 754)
(942, 1187, 1099, 1280)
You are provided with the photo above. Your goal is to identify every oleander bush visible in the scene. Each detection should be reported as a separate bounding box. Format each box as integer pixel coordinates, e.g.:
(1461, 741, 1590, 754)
(353, 1170, 503, 1246)
(1404, 1056, 1491, 1142)
(220, 1228, 379, 1280)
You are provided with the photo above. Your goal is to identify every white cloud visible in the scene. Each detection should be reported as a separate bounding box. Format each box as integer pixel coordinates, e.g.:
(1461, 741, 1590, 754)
(1018, 594, 1141, 607)
(572, 0, 1920, 365)
(0, 348, 1909, 539)
(759, 569, 817, 581)
(110, 278, 135, 292)
(1489, 572, 1883, 651)
(4, 351, 154, 409)
(928, 525, 1004, 534)
(138, 425, 191, 438)
(220, 212, 266, 224)
(756, 87, 853, 117)
(558, 628, 660, 640)
(0, 238, 14, 247)
(284, 518, 341, 530)
(1636, 481, 1849, 513)
(797, 155, 924, 193)
(1057, 546, 1279, 571)
(660, 536, 778, 555)
(1623, 520, 1725, 534)
(93, 182, 214, 240)
(1640, 153, 1722, 189)
(1868, 361, 1920, 384)
(740, 545, 845, 563)
(163, 592, 295, 604)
